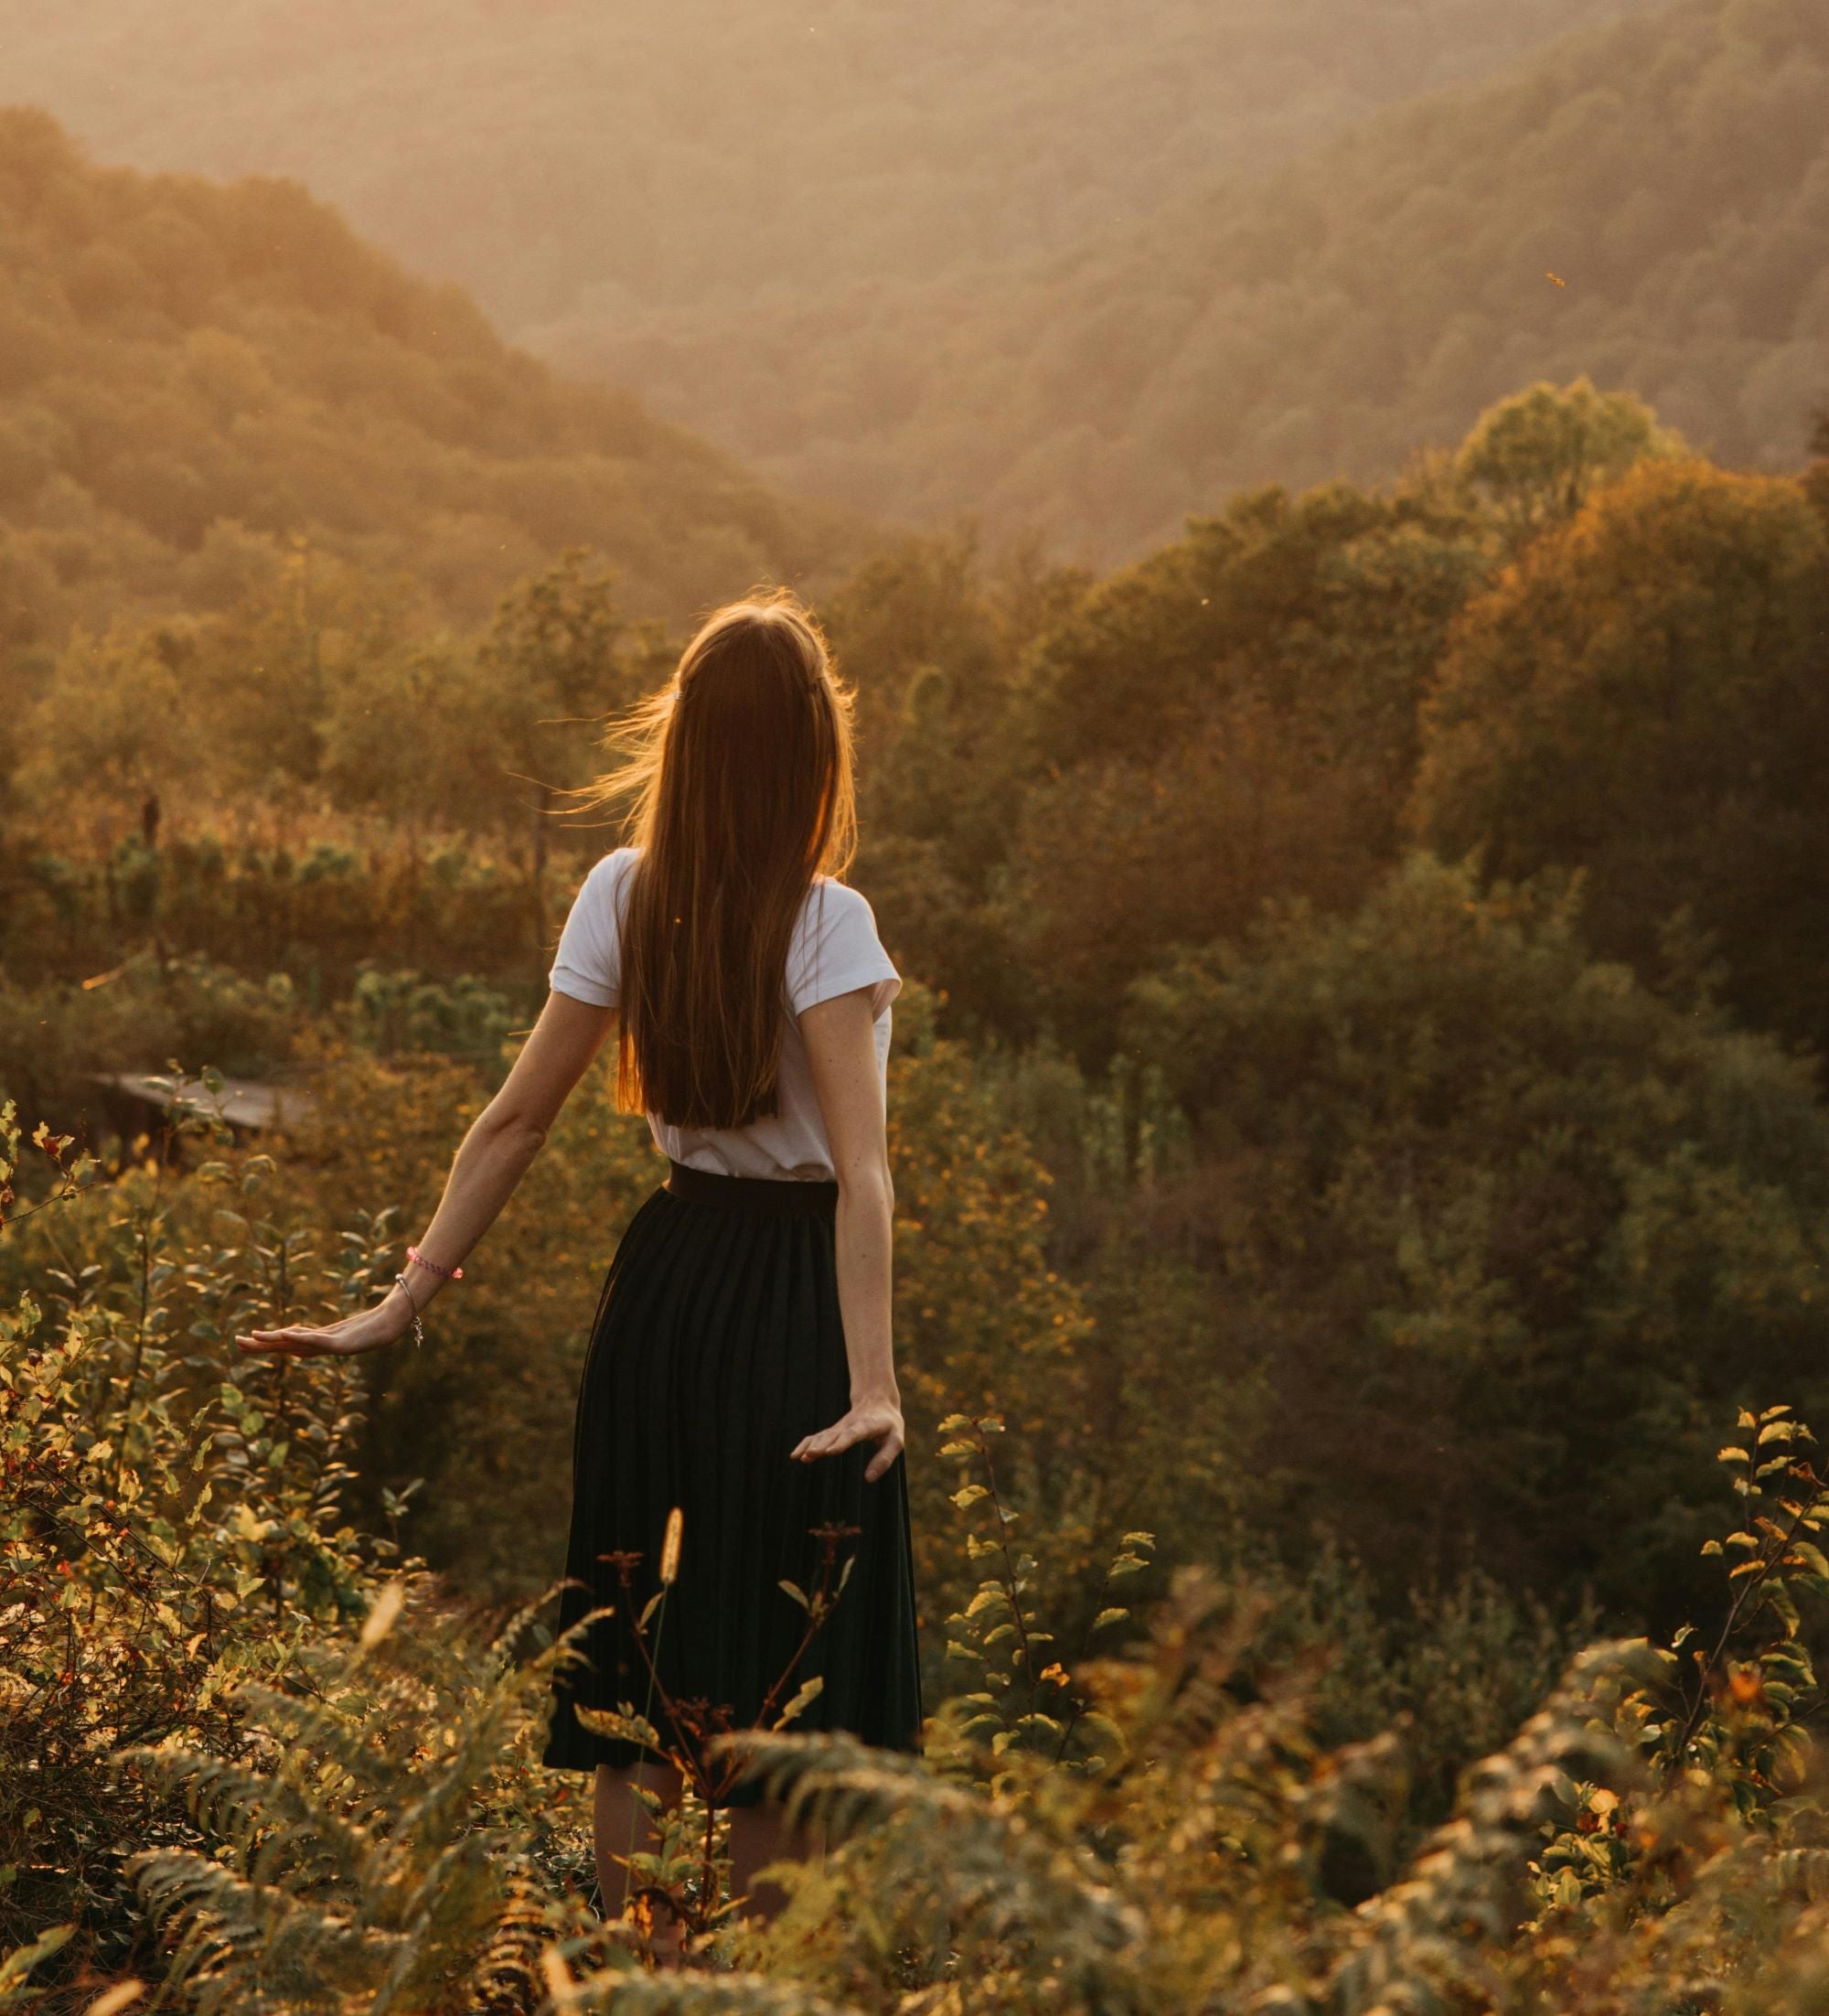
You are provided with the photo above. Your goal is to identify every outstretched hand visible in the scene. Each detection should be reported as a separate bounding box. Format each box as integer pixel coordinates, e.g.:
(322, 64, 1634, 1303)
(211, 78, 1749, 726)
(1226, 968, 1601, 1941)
(236, 1290, 416, 1360)
(791, 1396, 904, 1484)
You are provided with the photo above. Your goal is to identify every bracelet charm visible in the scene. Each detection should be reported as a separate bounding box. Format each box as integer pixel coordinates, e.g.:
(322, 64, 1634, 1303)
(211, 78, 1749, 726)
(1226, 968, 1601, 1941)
(393, 1272, 427, 1350)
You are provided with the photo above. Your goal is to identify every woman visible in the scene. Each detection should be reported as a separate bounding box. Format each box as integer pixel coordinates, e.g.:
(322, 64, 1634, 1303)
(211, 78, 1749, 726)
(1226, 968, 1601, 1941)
(237, 589, 924, 1928)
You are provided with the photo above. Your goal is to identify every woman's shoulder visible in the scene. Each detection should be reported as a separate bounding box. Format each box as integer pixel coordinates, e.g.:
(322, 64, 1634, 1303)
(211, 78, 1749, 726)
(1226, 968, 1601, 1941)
(583, 844, 639, 885)
(568, 846, 639, 925)
(799, 874, 882, 936)
(806, 870, 874, 910)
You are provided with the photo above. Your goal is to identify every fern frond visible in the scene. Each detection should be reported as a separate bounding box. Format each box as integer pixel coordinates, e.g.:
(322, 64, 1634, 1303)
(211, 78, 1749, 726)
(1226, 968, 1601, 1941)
(1328, 1638, 1650, 2016)
(722, 1730, 1143, 1993)
(562, 1963, 862, 2013)
(123, 1740, 378, 1883)
(0, 1927, 73, 2011)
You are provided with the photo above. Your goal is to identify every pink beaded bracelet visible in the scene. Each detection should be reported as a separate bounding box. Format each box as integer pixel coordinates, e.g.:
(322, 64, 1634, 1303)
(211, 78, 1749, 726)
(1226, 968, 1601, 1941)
(407, 1245, 465, 1281)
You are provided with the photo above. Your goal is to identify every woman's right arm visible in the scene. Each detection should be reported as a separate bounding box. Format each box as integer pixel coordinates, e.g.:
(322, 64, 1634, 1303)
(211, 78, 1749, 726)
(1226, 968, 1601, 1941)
(236, 989, 618, 1358)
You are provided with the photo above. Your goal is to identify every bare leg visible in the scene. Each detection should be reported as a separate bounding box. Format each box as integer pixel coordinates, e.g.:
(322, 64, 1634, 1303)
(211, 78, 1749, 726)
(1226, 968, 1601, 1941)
(724, 1796, 826, 1925)
(594, 1759, 684, 1922)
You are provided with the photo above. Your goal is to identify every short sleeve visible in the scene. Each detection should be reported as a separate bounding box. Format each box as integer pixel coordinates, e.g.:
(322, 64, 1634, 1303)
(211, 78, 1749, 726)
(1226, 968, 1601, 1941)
(786, 879, 902, 1021)
(548, 851, 628, 1008)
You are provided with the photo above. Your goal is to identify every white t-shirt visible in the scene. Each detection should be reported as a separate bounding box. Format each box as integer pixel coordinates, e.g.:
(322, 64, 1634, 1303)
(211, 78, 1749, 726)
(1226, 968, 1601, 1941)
(547, 846, 902, 1181)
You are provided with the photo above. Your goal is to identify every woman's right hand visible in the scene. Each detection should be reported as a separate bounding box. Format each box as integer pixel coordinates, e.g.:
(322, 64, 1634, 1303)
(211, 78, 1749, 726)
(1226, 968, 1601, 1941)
(235, 1286, 418, 1359)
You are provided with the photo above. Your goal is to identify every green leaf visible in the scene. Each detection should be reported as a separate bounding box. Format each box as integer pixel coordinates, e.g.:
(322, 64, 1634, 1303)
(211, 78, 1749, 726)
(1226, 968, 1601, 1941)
(774, 1675, 824, 1729)
(1092, 1607, 1129, 1633)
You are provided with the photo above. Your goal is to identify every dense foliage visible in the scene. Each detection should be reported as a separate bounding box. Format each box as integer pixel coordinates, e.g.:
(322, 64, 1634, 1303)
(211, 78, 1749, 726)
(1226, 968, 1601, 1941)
(12, 1116, 1829, 2012)
(0, 108, 856, 659)
(8, 375, 1828, 1640)
(1412, 455, 1829, 1046)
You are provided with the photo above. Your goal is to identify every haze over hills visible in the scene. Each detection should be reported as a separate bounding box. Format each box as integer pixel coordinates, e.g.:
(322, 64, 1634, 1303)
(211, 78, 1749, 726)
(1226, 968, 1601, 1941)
(551, 0, 1829, 561)
(0, 110, 855, 650)
(0, 0, 1652, 332)
(3, 0, 1817, 568)
(0, 0, 1660, 559)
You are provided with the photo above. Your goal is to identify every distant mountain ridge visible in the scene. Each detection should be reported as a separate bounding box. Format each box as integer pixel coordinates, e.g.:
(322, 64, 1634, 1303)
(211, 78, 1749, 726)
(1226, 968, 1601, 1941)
(1, 0, 1813, 569)
(0, 110, 856, 646)
(0, 0, 1653, 331)
(548, 0, 1829, 562)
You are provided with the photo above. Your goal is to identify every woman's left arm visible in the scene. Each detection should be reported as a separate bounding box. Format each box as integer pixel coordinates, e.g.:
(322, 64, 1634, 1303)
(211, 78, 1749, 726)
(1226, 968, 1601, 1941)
(236, 991, 617, 1359)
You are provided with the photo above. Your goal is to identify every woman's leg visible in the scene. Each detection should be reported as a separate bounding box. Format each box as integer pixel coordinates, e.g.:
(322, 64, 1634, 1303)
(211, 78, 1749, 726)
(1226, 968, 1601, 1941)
(724, 1796, 827, 1924)
(593, 1757, 684, 1920)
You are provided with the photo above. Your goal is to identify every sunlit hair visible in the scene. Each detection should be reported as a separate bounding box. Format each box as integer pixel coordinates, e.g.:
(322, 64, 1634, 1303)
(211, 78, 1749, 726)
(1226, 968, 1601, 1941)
(565, 586, 859, 1129)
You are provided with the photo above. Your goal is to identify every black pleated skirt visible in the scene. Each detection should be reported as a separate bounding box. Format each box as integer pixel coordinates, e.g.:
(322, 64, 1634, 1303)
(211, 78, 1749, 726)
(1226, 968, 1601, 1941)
(542, 1158, 924, 1806)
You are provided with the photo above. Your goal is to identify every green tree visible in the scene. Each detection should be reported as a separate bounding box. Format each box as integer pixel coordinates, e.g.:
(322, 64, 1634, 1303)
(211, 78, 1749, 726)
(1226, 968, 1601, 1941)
(13, 622, 201, 821)
(1121, 853, 1829, 1621)
(1411, 456, 1829, 1051)
(1454, 377, 1684, 543)
(994, 481, 1488, 1057)
(476, 549, 666, 933)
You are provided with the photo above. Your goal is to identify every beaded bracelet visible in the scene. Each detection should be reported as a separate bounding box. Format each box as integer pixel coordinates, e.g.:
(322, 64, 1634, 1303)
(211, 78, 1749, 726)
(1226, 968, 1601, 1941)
(407, 1245, 464, 1281)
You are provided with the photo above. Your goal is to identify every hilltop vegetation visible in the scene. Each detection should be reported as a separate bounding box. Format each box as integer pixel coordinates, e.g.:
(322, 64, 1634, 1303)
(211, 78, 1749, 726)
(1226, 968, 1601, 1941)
(551, 0, 1829, 560)
(0, 110, 854, 655)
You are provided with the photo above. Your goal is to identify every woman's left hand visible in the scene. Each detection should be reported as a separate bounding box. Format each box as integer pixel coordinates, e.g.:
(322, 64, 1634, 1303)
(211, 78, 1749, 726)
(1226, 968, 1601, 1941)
(791, 1397, 904, 1483)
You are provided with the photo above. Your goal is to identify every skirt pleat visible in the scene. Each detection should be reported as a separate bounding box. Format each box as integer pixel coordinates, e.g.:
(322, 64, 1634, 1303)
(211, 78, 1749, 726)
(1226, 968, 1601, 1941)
(542, 1160, 925, 1803)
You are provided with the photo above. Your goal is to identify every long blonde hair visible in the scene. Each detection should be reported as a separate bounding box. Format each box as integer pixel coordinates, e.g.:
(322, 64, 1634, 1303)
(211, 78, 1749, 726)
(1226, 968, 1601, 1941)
(567, 587, 859, 1128)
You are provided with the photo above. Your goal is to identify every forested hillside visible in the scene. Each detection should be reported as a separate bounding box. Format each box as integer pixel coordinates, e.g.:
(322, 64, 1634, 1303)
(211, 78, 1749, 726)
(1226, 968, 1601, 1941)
(6, 0, 1816, 566)
(551, 0, 1829, 560)
(0, 110, 854, 654)
(0, 0, 1651, 332)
